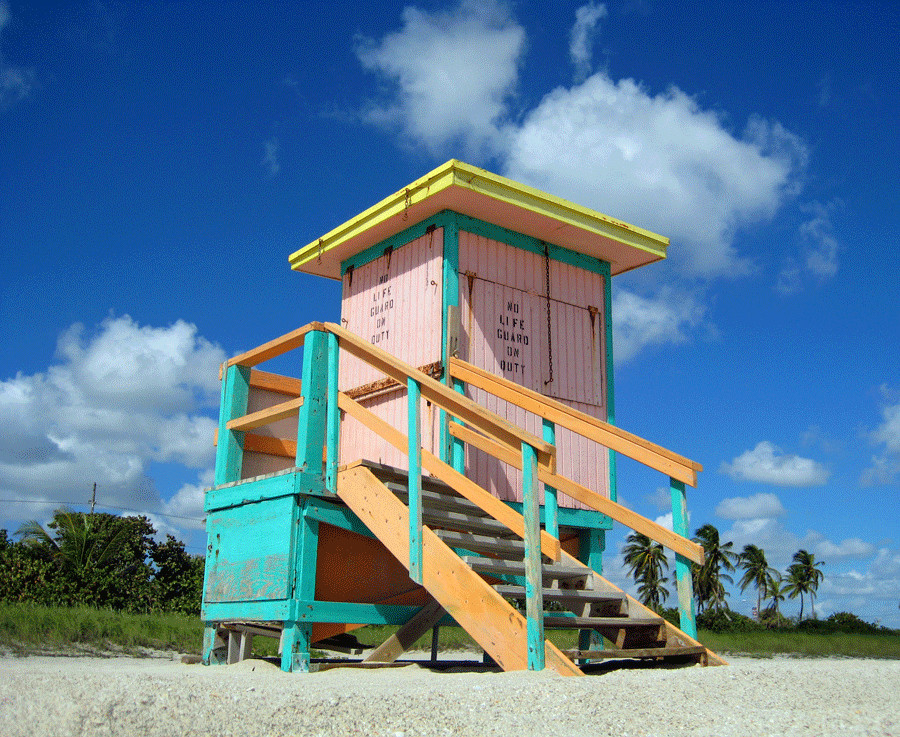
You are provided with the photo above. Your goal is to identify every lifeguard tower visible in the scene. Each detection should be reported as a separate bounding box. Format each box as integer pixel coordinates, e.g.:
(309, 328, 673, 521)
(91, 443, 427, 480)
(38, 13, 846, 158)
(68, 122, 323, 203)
(201, 160, 725, 674)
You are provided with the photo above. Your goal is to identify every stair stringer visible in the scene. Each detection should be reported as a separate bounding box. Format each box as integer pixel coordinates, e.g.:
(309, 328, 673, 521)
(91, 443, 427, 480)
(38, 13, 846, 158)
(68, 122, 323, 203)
(336, 466, 583, 676)
(556, 549, 728, 666)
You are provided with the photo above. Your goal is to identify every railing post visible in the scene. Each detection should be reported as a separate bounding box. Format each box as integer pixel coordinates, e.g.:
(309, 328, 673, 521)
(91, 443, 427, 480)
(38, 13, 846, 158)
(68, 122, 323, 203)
(521, 441, 545, 671)
(325, 331, 340, 493)
(670, 477, 698, 639)
(408, 378, 423, 584)
(297, 330, 328, 476)
(541, 418, 559, 540)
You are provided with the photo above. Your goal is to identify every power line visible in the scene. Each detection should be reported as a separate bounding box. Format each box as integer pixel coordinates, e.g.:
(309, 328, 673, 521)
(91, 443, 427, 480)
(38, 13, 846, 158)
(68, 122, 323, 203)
(0, 498, 206, 523)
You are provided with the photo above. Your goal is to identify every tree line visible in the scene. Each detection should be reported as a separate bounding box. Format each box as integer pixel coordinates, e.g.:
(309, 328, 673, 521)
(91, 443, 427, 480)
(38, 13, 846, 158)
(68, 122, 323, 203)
(0, 508, 204, 615)
(623, 523, 825, 624)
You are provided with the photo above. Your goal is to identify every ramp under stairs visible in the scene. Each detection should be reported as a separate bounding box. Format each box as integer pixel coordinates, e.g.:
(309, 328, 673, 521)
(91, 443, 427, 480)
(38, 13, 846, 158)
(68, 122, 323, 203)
(337, 461, 725, 675)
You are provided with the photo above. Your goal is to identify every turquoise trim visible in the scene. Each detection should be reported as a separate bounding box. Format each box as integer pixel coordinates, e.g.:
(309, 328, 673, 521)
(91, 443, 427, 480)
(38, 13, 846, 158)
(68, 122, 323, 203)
(340, 212, 456, 275)
(304, 498, 375, 539)
(213, 365, 250, 486)
(297, 331, 328, 475)
(407, 378, 423, 584)
(453, 213, 609, 276)
(504, 499, 612, 530)
(578, 528, 606, 655)
(521, 442, 545, 671)
(293, 601, 422, 625)
(602, 262, 617, 502)
(325, 331, 340, 493)
(441, 213, 460, 465)
(202, 600, 293, 622)
(542, 419, 559, 539)
(204, 471, 330, 513)
(670, 478, 698, 639)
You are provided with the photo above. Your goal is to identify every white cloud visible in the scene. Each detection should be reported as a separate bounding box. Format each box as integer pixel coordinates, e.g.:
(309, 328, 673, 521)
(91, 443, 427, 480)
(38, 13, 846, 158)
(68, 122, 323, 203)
(0, 316, 225, 528)
(720, 441, 830, 487)
(861, 389, 900, 485)
(569, 3, 607, 81)
(815, 537, 875, 560)
(716, 492, 786, 520)
(355, 0, 525, 157)
(612, 287, 706, 362)
(0, 1, 34, 107)
(779, 201, 841, 294)
(263, 137, 280, 176)
(504, 78, 805, 277)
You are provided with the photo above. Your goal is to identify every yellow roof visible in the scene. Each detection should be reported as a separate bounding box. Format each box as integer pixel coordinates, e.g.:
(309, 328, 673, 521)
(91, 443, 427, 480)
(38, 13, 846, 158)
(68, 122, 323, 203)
(289, 160, 668, 279)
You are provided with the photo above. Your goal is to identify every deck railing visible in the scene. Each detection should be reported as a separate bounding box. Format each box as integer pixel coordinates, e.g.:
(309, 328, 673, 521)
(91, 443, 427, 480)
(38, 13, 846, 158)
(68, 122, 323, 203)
(216, 321, 704, 660)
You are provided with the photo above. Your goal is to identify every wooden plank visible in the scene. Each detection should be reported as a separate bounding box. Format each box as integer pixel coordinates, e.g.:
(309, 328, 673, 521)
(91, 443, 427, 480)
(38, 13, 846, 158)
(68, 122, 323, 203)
(249, 369, 301, 396)
(450, 357, 701, 486)
(323, 322, 555, 467)
(364, 598, 445, 663)
(214, 429, 297, 459)
(338, 392, 561, 562)
(448, 422, 704, 565)
(226, 396, 304, 432)
(336, 466, 581, 676)
(670, 477, 698, 639)
(226, 322, 324, 369)
(408, 378, 423, 584)
(563, 645, 708, 660)
(521, 442, 544, 671)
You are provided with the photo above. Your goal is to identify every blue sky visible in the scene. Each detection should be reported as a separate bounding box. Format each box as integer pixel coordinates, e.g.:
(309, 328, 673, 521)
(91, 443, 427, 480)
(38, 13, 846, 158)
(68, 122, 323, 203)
(1, 1, 898, 626)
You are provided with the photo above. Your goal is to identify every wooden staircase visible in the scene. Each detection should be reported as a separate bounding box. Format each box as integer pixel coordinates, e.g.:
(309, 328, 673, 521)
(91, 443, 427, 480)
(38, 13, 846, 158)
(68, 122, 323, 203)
(338, 461, 724, 674)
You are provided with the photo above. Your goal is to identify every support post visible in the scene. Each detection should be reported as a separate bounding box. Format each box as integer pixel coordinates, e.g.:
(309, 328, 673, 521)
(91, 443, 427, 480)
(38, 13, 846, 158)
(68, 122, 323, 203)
(204, 363, 250, 665)
(670, 477, 698, 639)
(408, 378, 423, 584)
(325, 331, 340, 493)
(521, 442, 545, 671)
(542, 418, 559, 540)
(578, 528, 606, 656)
(297, 330, 328, 476)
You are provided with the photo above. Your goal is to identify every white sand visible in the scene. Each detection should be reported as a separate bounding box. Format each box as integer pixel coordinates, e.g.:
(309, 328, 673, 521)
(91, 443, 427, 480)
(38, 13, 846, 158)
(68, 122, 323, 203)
(1, 651, 898, 736)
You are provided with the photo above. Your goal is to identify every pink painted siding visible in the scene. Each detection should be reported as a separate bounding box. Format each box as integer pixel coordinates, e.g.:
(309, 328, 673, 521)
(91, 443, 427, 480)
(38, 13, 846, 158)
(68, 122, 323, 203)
(457, 231, 609, 508)
(338, 229, 444, 468)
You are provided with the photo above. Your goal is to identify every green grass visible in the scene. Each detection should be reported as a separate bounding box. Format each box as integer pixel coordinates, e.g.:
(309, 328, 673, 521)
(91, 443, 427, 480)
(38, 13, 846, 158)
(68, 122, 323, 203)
(0, 602, 204, 655)
(2, 603, 898, 660)
(700, 629, 900, 659)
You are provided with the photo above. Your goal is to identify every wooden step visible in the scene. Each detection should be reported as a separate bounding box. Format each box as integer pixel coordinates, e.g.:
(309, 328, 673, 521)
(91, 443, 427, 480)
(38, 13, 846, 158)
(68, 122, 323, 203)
(388, 484, 490, 519)
(422, 507, 510, 536)
(492, 584, 626, 607)
(564, 645, 708, 661)
(543, 615, 664, 629)
(462, 556, 589, 582)
(435, 529, 526, 557)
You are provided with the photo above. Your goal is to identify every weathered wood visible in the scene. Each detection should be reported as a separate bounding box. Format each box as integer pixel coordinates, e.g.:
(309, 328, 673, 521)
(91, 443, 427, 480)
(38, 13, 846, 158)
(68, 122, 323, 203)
(364, 598, 445, 663)
(226, 396, 304, 432)
(435, 529, 528, 557)
(336, 466, 581, 676)
(214, 429, 297, 459)
(492, 585, 625, 606)
(450, 357, 701, 486)
(323, 322, 555, 467)
(543, 615, 664, 629)
(448, 422, 704, 565)
(521, 442, 545, 670)
(408, 378, 423, 584)
(462, 556, 590, 582)
(345, 361, 443, 400)
(564, 645, 708, 660)
(227, 322, 324, 369)
(248, 369, 302, 396)
(338, 393, 561, 561)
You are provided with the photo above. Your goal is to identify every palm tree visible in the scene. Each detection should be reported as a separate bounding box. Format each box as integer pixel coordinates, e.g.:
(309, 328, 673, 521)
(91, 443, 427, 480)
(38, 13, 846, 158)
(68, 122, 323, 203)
(765, 575, 787, 616)
(784, 549, 825, 619)
(16, 508, 128, 572)
(692, 524, 737, 613)
(738, 544, 779, 618)
(622, 532, 670, 611)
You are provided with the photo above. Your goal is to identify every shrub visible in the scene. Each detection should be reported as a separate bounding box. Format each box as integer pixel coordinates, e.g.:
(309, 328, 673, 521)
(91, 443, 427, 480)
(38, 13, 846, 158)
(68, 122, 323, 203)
(697, 608, 763, 633)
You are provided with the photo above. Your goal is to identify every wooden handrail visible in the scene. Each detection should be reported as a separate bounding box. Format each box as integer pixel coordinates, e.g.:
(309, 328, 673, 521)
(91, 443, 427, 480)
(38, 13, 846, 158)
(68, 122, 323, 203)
(448, 423, 704, 565)
(225, 322, 324, 369)
(338, 392, 561, 562)
(322, 322, 555, 469)
(450, 357, 702, 487)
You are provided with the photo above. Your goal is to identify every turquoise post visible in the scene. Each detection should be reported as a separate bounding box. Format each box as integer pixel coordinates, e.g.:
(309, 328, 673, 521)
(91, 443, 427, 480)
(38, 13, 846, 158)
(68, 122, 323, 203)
(325, 331, 339, 493)
(281, 331, 328, 672)
(670, 477, 698, 639)
(521, 442, 545, 671)
(204, 363, 250, 666)
(578, 528, 606, 656)
(542, 418, 558, 540)
(407, 378, 423, 584)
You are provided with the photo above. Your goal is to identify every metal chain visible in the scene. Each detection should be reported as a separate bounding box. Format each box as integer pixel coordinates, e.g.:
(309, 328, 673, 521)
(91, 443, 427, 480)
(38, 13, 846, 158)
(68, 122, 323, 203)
(543, 244, 554, 386)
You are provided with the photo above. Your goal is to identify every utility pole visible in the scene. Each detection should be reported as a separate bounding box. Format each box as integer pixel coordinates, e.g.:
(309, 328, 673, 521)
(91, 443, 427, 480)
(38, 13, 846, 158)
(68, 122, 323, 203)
(90, 482, 97, 514)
